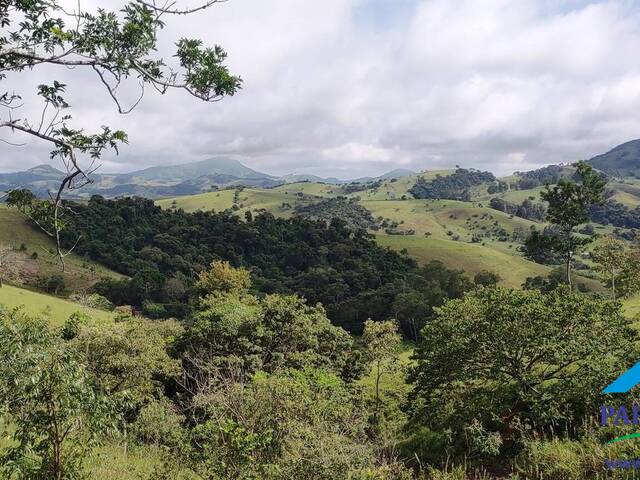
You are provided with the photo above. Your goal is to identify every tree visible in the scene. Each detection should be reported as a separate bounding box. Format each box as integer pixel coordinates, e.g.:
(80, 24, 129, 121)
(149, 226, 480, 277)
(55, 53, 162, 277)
(392, 291, 431, 341)
(540, 161, 606, 290)
(408, 288, 636, 449)
(196, 260, 252, 294)
(361, 320, 402, 425)
(473, 270, 502, 288)
(1, 0, 241, 267)
(0, 310, 117, 479)
(591, 236, 627, 299)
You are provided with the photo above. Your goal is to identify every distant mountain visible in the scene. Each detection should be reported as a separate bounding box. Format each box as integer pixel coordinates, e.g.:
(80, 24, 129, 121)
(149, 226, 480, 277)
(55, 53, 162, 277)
(278, 174, 343, 184)
(588, 139, 640, 178)
(0, 158, 417, 199)
(118, 157, 276, 183)
(377, 168, 416, 180)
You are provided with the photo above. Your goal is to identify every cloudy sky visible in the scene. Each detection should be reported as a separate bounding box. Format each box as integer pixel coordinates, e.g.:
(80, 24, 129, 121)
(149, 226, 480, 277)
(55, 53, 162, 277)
(3, 0, 640, 178)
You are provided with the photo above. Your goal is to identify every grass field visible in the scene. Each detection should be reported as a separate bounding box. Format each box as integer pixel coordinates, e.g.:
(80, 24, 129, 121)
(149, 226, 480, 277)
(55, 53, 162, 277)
(376, 234, 550, 287)
(157, 186, 316, 218)
(0, 284, 114, 326)
(0, 205, 121, 291)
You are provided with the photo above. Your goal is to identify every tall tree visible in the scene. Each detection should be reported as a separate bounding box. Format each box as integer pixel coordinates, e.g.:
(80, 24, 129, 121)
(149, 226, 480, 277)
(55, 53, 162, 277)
(591, 236, 627, 299)
(540, 161, 606, 290)
(361, 319, 402, 426)
(0, 0, 241, 268)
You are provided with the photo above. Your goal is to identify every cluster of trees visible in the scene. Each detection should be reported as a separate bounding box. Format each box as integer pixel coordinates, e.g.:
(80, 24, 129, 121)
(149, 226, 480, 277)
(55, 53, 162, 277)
(513, 165, 569, 189)
(589, 198, 640, 228)
(409, 169, 495, 201)
(1, 262, 637, 479)
(342, 179, 384, 194)
(294, 196, 381, 231)
(488, 197, 546, 221)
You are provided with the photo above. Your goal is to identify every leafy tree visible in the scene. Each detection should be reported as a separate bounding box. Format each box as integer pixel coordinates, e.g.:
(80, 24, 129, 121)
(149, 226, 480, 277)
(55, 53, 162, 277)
(196, 260, 252, 294)
(391, 291, 432, 340)
(180, 289, 353, 379)
(1, 0, 240, 266)
(361, 320, 402, 425)
(0, 309, 117, 479)
(409, 288, 636, 451)
(71, 318, 182, 412)
(473, 270, 502, 288)
(540, 161, 606, 290)
(591, 236, 627, 299)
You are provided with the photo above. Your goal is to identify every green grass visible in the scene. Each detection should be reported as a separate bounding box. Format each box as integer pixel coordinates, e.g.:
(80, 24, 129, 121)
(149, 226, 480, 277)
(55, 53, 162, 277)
(0, 284, 114, 326)
(376, 234, 551, 288)
(0, 205, 121, 291)
(157, 187, 321, 218)
(623, 293, 640, 319)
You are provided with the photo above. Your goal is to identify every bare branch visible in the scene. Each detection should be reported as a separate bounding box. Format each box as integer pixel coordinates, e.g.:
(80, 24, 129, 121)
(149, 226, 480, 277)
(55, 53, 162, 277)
(135, 0, 228, 15)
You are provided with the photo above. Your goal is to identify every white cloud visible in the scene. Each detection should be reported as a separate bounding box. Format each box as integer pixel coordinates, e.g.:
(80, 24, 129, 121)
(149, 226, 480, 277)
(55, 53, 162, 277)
(2, 0, 640, 178)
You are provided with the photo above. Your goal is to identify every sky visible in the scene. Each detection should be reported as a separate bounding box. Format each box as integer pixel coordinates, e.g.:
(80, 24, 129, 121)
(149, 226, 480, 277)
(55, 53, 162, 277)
(3, 0, 640, 179)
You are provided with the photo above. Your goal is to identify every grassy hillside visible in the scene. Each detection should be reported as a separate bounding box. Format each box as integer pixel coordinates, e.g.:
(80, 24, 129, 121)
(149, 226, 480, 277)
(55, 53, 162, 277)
(0, 205, 121, 291)
(156, 175, 607, 288)
(0, 284, 114, 326)
(376, 234, 549, 288)
(157, 185, 314, 217)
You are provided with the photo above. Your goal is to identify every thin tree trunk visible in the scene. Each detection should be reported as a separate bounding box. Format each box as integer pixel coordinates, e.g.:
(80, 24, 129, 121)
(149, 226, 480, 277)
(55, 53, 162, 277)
(612, 269, 616, 300)
(374, 360, 381, 425)
(566, 251, 573, 292)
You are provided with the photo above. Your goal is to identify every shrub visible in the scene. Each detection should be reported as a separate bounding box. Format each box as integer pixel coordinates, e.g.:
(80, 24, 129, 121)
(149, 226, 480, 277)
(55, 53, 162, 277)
(132, 398, 186, 448)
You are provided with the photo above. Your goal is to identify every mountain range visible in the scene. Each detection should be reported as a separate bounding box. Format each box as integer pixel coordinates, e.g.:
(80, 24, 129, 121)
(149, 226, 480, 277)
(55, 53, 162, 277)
(0, 157, 417, 199)
(2, 138, 640, 199)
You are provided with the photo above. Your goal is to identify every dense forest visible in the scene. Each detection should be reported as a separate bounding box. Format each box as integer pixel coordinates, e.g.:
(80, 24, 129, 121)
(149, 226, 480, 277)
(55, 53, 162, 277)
(54, 196, 474, 335)
(409, 168, 495, 201)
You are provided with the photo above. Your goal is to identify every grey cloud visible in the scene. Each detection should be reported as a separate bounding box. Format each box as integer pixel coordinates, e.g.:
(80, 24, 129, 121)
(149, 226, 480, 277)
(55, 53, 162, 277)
(2, 0, 640, 179)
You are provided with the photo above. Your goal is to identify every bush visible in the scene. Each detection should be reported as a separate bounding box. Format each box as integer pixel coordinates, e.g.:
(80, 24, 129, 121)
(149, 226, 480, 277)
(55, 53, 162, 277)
(132, 398, 186, 448)
(142, 301, 167, 319)
(34, 274, 66, 295)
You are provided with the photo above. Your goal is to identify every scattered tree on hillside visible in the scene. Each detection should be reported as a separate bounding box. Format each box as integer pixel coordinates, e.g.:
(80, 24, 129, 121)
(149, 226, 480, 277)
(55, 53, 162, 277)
(1, 0, 241, 267)
(540, 161, 606, 290)
(473, 270, 502, 288)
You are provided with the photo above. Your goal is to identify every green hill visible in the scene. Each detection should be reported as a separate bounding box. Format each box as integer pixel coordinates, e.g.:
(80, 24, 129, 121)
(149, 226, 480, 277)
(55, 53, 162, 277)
(0, 205, 122, 291)
(0, 284, 114, 326)
(588, 139, 640, 178)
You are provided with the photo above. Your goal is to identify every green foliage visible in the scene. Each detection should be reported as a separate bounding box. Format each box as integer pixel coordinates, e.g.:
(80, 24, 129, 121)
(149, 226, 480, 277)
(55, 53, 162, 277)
(132, 398, 186, 449)
(591, 236, 628, 298)
(195, 260, 252, 294)
(179, 288, 353, 377)
(0, 309, 117, 479)
(60, 196, 417, 332)
(409, 288, 637, 453)
(61, 311, 89, 340)
(186, 368, 390, 480)
(540, 161, 607, 287)
(473, 270, 502, 288)
(70, 318, 182, 413)
(362, 320, 402, 426)
(295, 196, 381, 231)
(410, 169, 495, 201)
